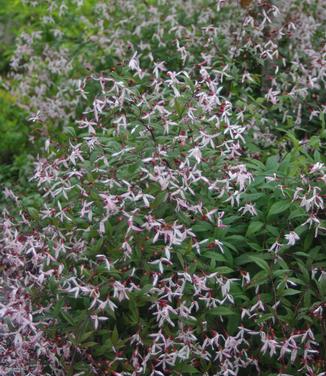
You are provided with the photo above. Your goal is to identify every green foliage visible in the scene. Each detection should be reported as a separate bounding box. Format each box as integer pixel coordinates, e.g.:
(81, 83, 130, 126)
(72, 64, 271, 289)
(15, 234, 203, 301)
(0, 0, 325, 375)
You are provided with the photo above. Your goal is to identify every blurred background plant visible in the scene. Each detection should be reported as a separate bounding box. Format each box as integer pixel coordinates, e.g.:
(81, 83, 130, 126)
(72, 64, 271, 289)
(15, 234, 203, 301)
(0, 0, 31, 198)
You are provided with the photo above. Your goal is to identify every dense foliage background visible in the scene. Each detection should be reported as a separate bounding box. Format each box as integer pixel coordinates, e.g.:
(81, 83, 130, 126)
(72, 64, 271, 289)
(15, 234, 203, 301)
(0, 1, 325, 375)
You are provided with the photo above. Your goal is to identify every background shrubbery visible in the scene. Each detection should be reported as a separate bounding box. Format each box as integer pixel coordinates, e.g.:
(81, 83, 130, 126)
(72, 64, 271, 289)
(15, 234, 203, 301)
(0, 1, 325, 375)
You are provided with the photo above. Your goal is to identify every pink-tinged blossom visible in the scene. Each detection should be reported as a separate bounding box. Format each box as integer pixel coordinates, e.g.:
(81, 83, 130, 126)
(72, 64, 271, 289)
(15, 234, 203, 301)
(284, 231, 300, 246)
(188, 146, 202, 164)
(260, 332, 278, 357)
(2, 1, 324, 374)
(113, 281, 130, 302)
(310, 162, 325, 173)
(150, 301, 177, 327)
(238, 203, 257, 216)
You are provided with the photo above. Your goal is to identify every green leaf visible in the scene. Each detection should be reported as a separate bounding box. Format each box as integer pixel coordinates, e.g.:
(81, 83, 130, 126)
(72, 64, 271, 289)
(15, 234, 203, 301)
(111, 326, 119, 346)
(303, 290, 312, 308)
(82, 341, 98, 348)
(250, 270, 270, 287)
(80, 331, 94, 343)
(265, 155, 279, 171)
(151, 191, 167, 209)
(268, 201, 290, 217)
(265, 225, 280, 237)
(203, 251, 226, 262)
(246, 221, 264, 237)
(63, 126, 76, 137)
(215, 266, 234, 274)
(248, 255, 270, 272)
(208, 306, 236, 316)
(60, 311, 74, 326)
(174, 363, 199, 374)
(256, 313, 275, 324)
(191, 221, 212, 232)
(27, 206, 39, 219)
(282, 288, 301, 296)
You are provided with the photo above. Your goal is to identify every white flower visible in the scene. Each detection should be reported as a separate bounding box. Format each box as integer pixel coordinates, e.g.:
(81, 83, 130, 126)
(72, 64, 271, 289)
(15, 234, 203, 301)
(188, 147, 202, 163)
(90, 314, 108, 330)
(284, 231, 300, 246)
(128, 52, 140, 71)
(269, 241, 281, 252)
(238, 203, 257, 216)
(310, 162, 324, 173)
(113, 281, 129, 302)
(260, 332, 278, 357)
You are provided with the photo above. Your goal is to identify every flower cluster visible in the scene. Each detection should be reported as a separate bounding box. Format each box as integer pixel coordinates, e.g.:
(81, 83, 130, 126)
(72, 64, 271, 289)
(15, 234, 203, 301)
(1, 0, 325, 375)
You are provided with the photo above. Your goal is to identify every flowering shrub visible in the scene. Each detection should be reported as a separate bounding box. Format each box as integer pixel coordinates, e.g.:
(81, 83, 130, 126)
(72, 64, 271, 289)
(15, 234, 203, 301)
(1, 1, 326, 375)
